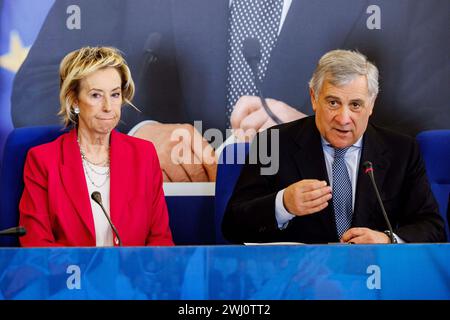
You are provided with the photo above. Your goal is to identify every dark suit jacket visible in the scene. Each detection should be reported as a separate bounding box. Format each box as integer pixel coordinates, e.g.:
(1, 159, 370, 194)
(12, 0, 450, 136)
(222, 116, 446, 243)
(19, 129, 174, 247)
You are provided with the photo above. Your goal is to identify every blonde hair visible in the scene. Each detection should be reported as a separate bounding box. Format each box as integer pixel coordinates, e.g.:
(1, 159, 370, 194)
(58, 46, 136, 127)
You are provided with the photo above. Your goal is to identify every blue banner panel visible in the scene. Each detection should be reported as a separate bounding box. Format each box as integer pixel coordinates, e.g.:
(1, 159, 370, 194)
(0, 244, 449, 300)
(0, 0, 54, 162)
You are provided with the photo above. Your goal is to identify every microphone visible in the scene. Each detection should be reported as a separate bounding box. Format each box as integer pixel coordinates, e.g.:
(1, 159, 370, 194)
(90, 191, 122, 246)
(0, 226, 26, 237)
(363, 161, 395, 243)
(142, 32, 161, 65)
(137, 32, 161, 90)
(242, 37, 282, 125)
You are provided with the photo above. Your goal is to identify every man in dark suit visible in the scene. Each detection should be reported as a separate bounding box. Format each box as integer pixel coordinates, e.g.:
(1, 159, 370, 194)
(11, 1, 450, 181)
(222, 50, 446, 244)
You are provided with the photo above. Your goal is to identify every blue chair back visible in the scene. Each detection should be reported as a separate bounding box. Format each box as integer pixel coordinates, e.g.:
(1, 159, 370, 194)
(448, 194, 450, 233)
(166, 196, 216, 245)
(0, 126, 65, 246)
(416, 130, 450, 241)
(214, 142, 250, 244)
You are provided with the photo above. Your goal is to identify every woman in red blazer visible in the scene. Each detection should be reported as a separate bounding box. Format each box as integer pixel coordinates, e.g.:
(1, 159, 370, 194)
(19, 46, 174, 247)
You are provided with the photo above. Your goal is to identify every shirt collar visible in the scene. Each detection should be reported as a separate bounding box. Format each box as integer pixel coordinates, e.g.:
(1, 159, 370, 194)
(321, 135, 363, 152)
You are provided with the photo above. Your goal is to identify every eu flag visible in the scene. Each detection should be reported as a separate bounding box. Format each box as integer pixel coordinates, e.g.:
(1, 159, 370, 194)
(0, 0, 54, 164)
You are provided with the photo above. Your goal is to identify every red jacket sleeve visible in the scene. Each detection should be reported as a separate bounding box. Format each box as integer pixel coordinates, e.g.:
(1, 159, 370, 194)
(19, 149, 64, 247)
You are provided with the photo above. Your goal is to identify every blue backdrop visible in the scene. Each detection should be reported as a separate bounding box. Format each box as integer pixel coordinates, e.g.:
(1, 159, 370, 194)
(0, 0, 54, 164)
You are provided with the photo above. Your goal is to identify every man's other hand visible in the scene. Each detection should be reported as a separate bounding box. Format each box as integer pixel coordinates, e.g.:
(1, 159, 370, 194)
(341, 228, 391, 244)
(231, 95, 307, 141)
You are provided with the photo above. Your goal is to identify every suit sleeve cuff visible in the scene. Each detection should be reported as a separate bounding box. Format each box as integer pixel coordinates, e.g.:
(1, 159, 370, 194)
(275, 189, 295, 230)
(128, 120, 160, 136)
(393, 233, 405, 243)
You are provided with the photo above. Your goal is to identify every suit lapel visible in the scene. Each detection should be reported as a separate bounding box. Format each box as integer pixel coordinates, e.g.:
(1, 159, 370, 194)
(59, 129, 95, 240)
(292, 118, 329, 183)
(109, 130, 130, 231)
(292, 117, 338, 238)
(353, 124, 390, 226)
(289, 118, 390, 238)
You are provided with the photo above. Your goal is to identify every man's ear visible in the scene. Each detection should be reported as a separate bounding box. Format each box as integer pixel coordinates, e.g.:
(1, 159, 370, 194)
(368, 96, 377, 116)
(310, 88, 317, 112)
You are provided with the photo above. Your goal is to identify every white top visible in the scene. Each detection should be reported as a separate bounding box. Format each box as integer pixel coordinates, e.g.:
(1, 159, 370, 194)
(82, 161, 113, 246)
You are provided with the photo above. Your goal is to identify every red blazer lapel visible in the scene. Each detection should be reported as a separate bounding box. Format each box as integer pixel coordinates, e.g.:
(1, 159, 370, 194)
(109, 130, 131, 231)
(59, 129, 96, 240)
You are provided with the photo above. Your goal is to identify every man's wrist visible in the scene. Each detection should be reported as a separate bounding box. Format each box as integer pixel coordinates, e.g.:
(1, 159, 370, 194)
(275, 189, 295, 229)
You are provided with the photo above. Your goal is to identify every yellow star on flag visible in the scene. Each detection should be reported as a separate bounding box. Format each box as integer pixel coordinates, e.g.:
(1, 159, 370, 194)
(0, 30, 30, 73)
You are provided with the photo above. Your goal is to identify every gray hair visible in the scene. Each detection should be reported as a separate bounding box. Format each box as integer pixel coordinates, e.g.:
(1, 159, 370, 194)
(309, 49, 379, 100)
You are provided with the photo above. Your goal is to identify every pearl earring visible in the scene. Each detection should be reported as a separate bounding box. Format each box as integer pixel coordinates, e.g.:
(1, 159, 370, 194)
(73, 106, 80, 114)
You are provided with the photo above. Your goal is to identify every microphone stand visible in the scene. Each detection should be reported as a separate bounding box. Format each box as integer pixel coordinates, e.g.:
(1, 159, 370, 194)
(242, 37, 283, 125)
(91, 192, 122, 246)
(363, 161, 395, 243)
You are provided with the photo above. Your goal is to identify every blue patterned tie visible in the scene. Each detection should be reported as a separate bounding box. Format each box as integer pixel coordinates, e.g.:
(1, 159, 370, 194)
(226, 0, 283, 127)
(332, 147, 353, 239)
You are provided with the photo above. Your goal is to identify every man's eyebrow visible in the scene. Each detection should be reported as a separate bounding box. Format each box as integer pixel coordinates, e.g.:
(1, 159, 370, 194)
(324, 95, 341, 100)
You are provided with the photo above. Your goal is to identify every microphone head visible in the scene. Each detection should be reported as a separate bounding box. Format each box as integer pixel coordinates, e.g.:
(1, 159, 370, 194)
(16, 226, 26, 236)
(0, 226, 26, 237)
(91, 191, 102, 204)
(242, 37, 262, 64)
(144, 32, 161, 53)
(363, 161, 374, 174)
(143, 32, 161, 65)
